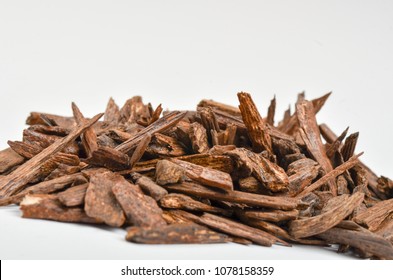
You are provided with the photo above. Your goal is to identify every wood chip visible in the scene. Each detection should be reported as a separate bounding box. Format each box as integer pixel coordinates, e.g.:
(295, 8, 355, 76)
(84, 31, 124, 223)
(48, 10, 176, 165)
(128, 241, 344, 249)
(126, 223, 230, 244)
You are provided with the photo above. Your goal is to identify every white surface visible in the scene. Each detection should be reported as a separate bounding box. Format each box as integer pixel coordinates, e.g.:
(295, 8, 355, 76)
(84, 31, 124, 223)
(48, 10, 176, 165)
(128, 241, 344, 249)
(0, 0, 392, 259)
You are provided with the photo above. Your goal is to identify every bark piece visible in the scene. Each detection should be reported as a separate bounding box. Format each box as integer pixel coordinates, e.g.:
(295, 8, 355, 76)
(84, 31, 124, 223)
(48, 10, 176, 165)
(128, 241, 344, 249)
(130, 172, 168, 201)
(112, 175, 166, 228)
(146, 133, 186, 157)
(0, 113, 103, 198)
(20, 194, 100, 224)
(317, 226, 393, 260)
(353, 198, 393, 231)
(57, 183, 88, 207)
(241, 209, 299, 223)
(238, 177, 268, 194)
(84, 171, 126, 227)
(266, 95, 276, 126)
(297, 153, 363, 198)
(287, 158, 320, 195)
(226, 148, 288, 192)
(72, 102, 98, 158)
(160, 193, 232, 216)
(0, 148, 25, 174)
(198, 213, 286, 246)
(189, 122, 210, 154)
(0, 173, 87, 206)
(165, 181, 298, 210)
(128, 133, 151, 168)
(341, 132, 359, 162)
(85, 146, 130, 171)
(104, 97, 120, 124)
(198, 99, 242, 117)
(115, 111, 186, 154)
(297, 100, 336, 195)
(170, 158, 233, 191)
(126, 223, 230, 244)
(289, 192, 364, 238)
(155, 159, 187, 185)
(237, 92, 273, 155)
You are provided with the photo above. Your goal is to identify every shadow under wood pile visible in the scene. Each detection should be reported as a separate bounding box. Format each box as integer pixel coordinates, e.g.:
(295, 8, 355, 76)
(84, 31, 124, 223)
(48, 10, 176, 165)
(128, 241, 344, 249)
(0, 92, 392, 259)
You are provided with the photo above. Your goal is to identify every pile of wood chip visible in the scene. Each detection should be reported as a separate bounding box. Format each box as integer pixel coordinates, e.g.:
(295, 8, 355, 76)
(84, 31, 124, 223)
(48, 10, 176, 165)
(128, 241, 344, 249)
(0, 92, 392, 259)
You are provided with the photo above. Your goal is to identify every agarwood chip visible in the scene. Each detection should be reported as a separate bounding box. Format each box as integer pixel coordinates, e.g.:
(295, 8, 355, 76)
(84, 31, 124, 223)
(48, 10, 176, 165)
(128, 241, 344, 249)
(126, 223, 230, 244)
(21, 194, 101, 224)
(84, 170, 126, 227)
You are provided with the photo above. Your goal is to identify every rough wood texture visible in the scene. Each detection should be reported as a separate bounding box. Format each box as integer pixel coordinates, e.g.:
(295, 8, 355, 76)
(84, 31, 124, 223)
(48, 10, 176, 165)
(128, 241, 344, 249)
(111, 173, 166, 228)
(318, 224, 393, 260)
(226, 148, 288, 192)
(297, 153, 363, 198)
(160, 193, 232, 216)
(116, 111, 186, 154)
(237, 92, 273, 155)
(130, 172, 168, 201)
(241, 209, 299, 223)
(289, 192, 364, 238)
(189, 122, 210, 154)
(353, 199, 393, 231)
(21, 194, 100, 224)
(126, 223, 230, 244)
(85, 147, 130, 171)
(170, 158, 234, 191)
(71, 102, 98, 158)
(84, 170, 126, 227)
(0, 148, 24, 174)
(197, 213, 287, 247)
(57, 183, 88, 207)
(0, 113, 103, 198)
(165, 181, 298, 210)
(297, 100, 336, 195)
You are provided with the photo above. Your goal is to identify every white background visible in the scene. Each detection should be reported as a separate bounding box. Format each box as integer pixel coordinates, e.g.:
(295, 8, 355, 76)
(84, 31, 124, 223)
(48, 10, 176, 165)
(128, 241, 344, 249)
(0, 0, 392, 259)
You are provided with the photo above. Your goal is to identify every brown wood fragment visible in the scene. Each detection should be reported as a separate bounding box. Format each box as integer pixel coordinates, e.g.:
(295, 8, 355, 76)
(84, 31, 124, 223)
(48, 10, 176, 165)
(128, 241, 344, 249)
(155, 159, 188, 185)
(71, 102, 98, 157)
(353, 198, 393, 231)
(128, 133, 151, 168)
(57, 183, 88, 207)
(8, 141, 80, 167)
(116, 111, 186, 154)
(189, 122, 210, 154)
(238, 177, 268, 194)
(20, 194, 101, 224)
(23, 129, 79, 155)
(325, 127, 349, 158)
(0, 148, 24, 174)
(0, 113, 103, 198)
(198, 99, 242, 117)
(160, 193, 232, 216)
(289, 192, 364, 238)
(165, 181, 298, 210)
(85, 146, 130, 171)
(104, 97, 120, 125)
(126, 223, 230, 244)
(0, 173, 87, 206)
(84, 170, 126, 227)
(146, 133, 186, 157)
(287, 158, 320, 195)
(241, 209, 299, 223)
(170, 158, 233, 191)
(297, 100, 336, 195)
(226, 148, 288, 192)
(341, 132, 359, 161)
(266, 95, 276, 126)
(297, 153, 363, 198)
(237, 92, 273, 155)
(198, 213, 286, 246)
(317, 225, 393, 260)
(130, 172, 168, 201)
(376, 176, 393, 199)
(119, 96, 151, 125)
(111, 174, 166, 228)
(26, 112, 76, 130)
